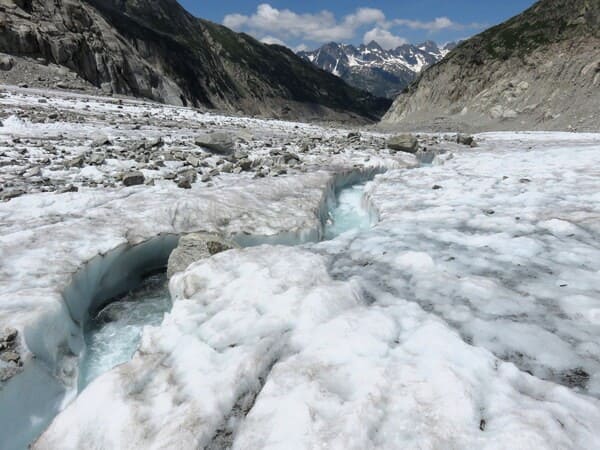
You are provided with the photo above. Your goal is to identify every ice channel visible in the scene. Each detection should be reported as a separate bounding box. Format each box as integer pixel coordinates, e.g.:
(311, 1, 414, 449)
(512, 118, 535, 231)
(78, 174, 377, 392)
(8, 170, 381, 450)
(78, 178, 376, 391)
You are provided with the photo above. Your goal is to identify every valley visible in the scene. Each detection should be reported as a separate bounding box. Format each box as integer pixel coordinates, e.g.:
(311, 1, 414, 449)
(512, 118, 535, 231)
(0, 0, 599, 448)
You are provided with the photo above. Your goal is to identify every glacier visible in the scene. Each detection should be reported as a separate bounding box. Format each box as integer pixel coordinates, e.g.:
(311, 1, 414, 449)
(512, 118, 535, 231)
(1, 87, 600, 449)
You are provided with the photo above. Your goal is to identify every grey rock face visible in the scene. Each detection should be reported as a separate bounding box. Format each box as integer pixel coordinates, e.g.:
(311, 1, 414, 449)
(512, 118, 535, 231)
(0, 0, 390, 122)
(167, 233, 237, 279)
(387, 134, 419, 154)
(0, 0, 185, 105)
(381, 0, 600, 132)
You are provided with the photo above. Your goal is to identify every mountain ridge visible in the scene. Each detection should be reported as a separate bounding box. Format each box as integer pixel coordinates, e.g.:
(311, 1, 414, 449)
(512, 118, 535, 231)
(381, 0, 600, 131)
(0, 0, 391, 122)
(298, 40, 455, 98)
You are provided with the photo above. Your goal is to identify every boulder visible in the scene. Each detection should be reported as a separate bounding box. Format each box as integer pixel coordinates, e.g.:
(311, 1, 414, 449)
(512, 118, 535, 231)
(347, 131, 361, 141)
(65, 155, 84, 168)
(92, 134, 111, 147)
(387, 134, 419, 153)
(220, 162, 234, 173)
(177, 169, 197, 189)
(282, 152, 300, 164)
(88, 153, 106, 165)
(57, 184, 78, 193)
(0, 55, 14, 71)
(195, 132, 235, 155)
(177, 178, 192, 189)
(122, 171, 145, 187)
(145, 136, 164, 148)
(167, 233, 237, 278)
(1, 189, 25, 201)
(0, 351, 19, 363)
(1, 328, 18, 343)
(186, 155, 200, 167)
(0, 327, 21, 378)
(456, 134, 475, 146)
(237, 158, 252, 171)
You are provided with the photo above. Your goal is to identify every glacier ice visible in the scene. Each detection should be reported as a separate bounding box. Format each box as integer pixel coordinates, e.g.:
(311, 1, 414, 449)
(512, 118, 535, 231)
(76, 173, 380, 392)
(2, 87, 600, 449)
(34, 132, 600, 449)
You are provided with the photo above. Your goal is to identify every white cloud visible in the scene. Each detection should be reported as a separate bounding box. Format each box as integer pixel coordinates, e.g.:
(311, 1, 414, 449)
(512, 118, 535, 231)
(294, 43, 309, 52)
(363, 28, 407, 49)
(260, 35, 287, 46)
(223, 4, 486, 49)
(343, 8, 386, 28)
(222, 13, 248, 30)
(394, 17, 486, 32)
(223, 3, 387, 43)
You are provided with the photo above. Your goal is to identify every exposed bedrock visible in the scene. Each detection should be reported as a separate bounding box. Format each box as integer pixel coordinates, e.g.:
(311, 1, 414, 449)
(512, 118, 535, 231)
(381, 0, 600, 132)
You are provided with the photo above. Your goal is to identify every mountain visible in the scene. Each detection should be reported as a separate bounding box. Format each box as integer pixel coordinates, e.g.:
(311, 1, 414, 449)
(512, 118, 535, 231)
(298, 41, 455, 98)
(0, 0, 391, 122)
(381, 0, 600, 131)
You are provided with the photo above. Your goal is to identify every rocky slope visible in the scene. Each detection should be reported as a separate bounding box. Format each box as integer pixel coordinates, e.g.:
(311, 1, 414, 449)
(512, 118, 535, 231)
(381, 0, 600, 131)
(298, 41, 454, 98)
(0, 0, 391, 122)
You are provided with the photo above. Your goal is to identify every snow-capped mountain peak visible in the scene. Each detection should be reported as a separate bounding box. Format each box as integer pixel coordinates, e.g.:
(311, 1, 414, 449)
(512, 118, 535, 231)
(298, 40, 456, 98)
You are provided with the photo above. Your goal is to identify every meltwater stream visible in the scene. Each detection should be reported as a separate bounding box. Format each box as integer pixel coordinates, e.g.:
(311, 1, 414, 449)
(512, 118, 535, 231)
(324, 182, 372, 240)
(6, 174, 380, 450)
(78, 273, 171, 390)
(78, 182, 372, 391)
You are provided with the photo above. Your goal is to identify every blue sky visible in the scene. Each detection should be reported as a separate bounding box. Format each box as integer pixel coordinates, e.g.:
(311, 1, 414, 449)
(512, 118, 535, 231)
(179, 1, 536, 50)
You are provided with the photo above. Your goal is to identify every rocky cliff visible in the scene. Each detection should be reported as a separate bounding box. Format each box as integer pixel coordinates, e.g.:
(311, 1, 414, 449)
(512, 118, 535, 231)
(0, 0, 391, 121)
(381, 0, 600, 132)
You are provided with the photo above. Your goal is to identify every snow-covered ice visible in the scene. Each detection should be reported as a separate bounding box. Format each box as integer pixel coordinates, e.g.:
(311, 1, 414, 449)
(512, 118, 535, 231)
(1, 87, 600, 449)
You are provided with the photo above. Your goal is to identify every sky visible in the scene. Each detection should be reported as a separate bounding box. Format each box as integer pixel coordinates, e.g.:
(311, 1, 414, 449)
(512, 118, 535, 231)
(178, 1, 536, 51)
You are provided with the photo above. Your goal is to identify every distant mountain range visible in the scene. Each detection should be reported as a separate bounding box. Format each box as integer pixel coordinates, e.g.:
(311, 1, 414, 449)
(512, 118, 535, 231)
(298, 41, 456, 98)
